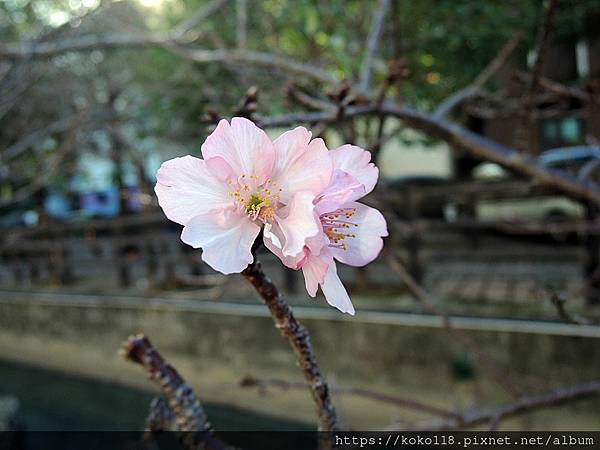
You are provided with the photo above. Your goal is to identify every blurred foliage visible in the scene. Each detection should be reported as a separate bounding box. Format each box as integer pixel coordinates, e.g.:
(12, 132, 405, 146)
(2, 0, 600, 197)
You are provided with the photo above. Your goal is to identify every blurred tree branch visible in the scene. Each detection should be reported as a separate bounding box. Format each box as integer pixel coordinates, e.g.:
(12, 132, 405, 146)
(172, 0, 228, 40)
(359, 0, 391, 92)
(4, 0, 598, 212)
(258, 102, 600, 207)
(239, 375, 460, 420)
(121, 334, 234, 450)
(434, 31, 525, 119)
(1, 115, 77, 162)
(0, 115, 81, 209)
(399, 379, 600, 431)
(517, 0, 559, 153)
(1, 35, 336, 85)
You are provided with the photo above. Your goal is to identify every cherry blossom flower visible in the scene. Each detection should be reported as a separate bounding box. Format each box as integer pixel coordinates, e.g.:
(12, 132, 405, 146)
(265, 145, 388, 315)
(155, 118, 332, 274)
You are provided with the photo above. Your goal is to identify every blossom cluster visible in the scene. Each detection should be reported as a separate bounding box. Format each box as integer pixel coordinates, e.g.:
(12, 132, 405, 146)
(155, 118, 388, 315)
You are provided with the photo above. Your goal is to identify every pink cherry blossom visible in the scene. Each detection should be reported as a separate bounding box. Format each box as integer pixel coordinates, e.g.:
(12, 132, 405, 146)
(155, 118, 332, 274)
(265, 144, 388, 315)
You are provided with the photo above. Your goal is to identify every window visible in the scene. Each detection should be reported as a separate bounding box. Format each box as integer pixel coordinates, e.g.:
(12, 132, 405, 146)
(541, 117, 584, 150)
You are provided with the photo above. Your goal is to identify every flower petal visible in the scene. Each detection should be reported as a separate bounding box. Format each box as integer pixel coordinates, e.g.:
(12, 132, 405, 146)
(276, 191, 320, 258)
(181, 209, 260, 274)
(155, 155, 233, 225)
(321, 261, 355, 315)
(329, 145, 378, 200)
(330, 202, 388, 267)
(301, 251, 332, 297)
(315, 169, 365, 215)
(272, 127, 333, 202)
(201, 118, 275, 183)
(263, 220, 306, 269)
(205, 155, 235, 183)
(273, 127, 312, 171)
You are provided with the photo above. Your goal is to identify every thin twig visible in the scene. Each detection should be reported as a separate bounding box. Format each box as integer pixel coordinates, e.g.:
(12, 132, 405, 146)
(359, 0, 391, 92)
(241, 261, 338, 435)
(285, 83, 336, 112)
(0, 115, 81, 209)
(172, 0, 228, 40)
(434, 31, 524, 118)
(396, 380, 600, 431)
(239, 375, 460, 420)
(517, 0, 559, 153)
(527, 0, 559, 109)
(2, 114, 78, 162)
(1, 36, 336, 86)
(515, 71, 590, 103)
(235, 0, 248, 50)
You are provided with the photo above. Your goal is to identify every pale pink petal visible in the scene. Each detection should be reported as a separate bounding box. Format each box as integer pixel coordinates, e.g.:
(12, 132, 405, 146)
(301, 251, 332, 297)
(315, 169, 365, 215)
(329, 145, 378, 200)
(321, 261, 355, 315)
(276, 191, 320, 258)
(205, 155, 235, 183)
(272, 127, 312, 172)
(329, 202, 388, 267)
(155, 155, 233, 225)
(201, 118, 275, 183)
(305, 225, 329, 256)
(181, 209, 260, 274)
(263, 221, 306, 270)
(272, 128, 333, 202)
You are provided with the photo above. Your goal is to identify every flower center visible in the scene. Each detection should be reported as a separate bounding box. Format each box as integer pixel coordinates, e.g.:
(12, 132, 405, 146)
(320, 207, 358, 251)
(229, 174, 281, 223)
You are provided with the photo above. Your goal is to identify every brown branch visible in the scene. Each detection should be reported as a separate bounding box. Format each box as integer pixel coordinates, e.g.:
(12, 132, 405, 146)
(168, 45, 338, 86)
(2, 115, 78, 162)
(232, 86, 259, 119)
(1, 37, 336, 86)
(528, 0, 560, 107)
(517, 0, 559, 153)
(359, 0, 391, 91)
(515, 71, 591, 103)
(434, 31, 524, 118)
(259, 102, 600, 207)
(0, 116, 80, 209)
(370, 59, 409, 156)
(1, 0, 223, 58)
(121, 334, 233, 450)
(172, 0, 228, 40)
(400, 380, 600, 431)
(0, 31, 172, 58)
(142, 398, 177, 450)
(235, 0, 248, 50)
(239, 375, 459, 420)
(241, 261, 338, 437)
(145, 397, 176, 432)
(285, 83, 336, 112)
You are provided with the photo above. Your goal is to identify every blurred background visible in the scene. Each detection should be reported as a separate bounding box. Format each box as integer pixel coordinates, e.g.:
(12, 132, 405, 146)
(1, 0, 600, 436)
